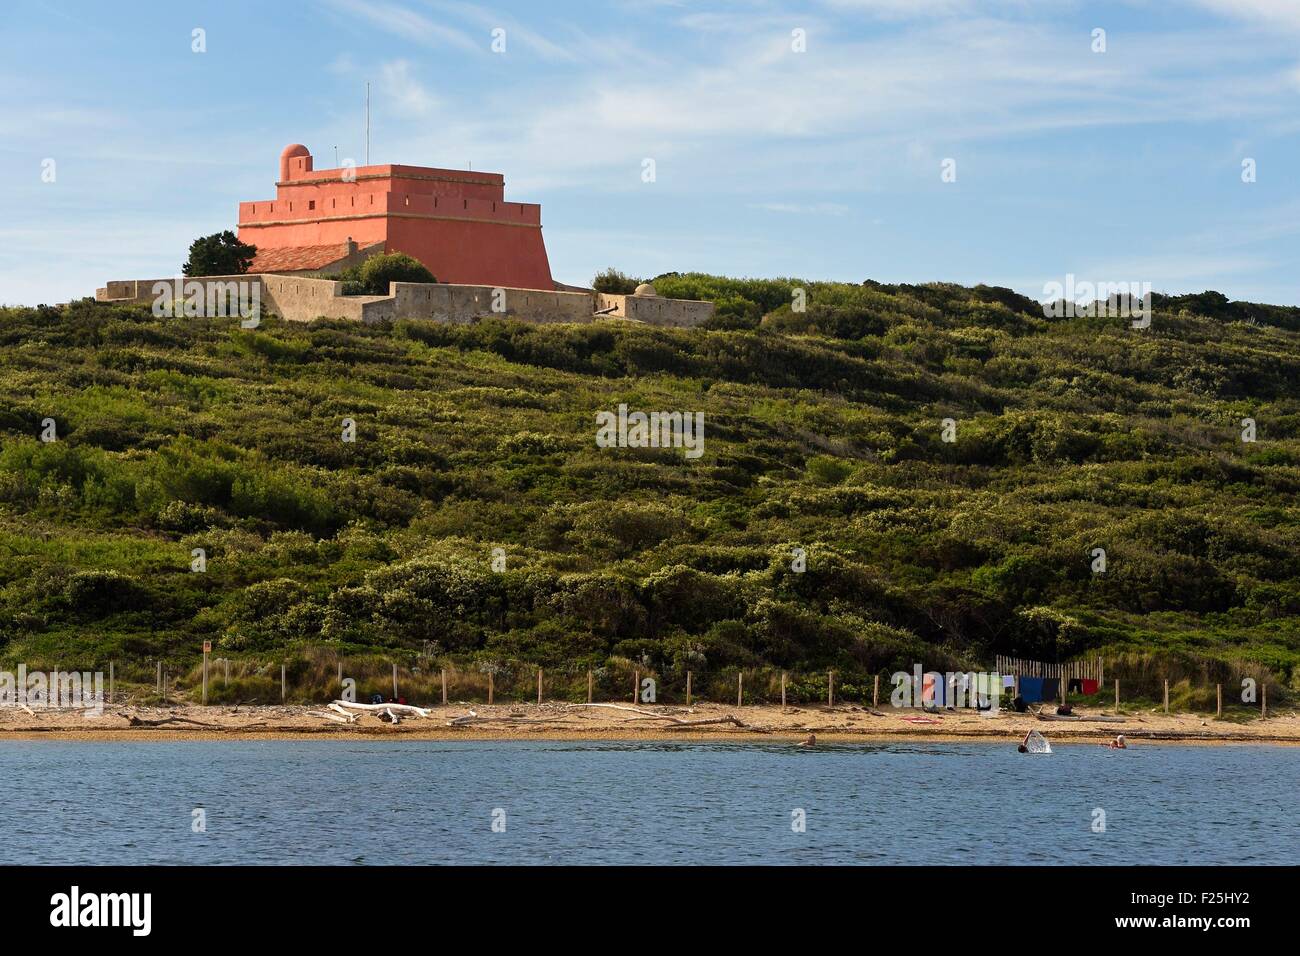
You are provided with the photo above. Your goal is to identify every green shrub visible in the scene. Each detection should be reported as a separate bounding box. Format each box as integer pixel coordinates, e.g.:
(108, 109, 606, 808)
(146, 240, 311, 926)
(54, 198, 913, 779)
(592, 267, 641, 294)
(339, 252, 435, 295)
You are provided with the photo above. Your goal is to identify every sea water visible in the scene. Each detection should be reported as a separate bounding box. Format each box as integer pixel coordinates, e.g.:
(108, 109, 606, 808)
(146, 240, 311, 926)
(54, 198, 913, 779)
(0, 740, 1293, 865)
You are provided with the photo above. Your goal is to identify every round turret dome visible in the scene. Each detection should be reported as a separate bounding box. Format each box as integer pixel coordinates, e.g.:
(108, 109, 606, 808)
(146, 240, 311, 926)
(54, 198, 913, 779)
(279, 143, 312, 181)
(633, 282, 657, 297)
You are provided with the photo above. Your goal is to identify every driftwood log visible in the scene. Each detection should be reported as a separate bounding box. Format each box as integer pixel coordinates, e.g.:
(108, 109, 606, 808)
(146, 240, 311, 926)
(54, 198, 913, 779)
(564, 703, 754, 729)
(330, 700, 431, 718)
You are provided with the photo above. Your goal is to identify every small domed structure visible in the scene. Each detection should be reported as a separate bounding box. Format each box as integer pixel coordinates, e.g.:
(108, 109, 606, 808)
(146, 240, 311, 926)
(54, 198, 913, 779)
(633, 282, 657, 297)
(279, 143, 312, 181)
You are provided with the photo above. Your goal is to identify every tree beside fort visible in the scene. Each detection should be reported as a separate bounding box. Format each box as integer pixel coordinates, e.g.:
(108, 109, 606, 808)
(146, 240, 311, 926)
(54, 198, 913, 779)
(183, 231, 257, 277)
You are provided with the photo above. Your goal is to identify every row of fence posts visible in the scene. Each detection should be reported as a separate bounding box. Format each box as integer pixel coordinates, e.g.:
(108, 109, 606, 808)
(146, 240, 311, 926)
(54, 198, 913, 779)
(107, 655, 1273, 719)
(1008, 673, 1262, 719)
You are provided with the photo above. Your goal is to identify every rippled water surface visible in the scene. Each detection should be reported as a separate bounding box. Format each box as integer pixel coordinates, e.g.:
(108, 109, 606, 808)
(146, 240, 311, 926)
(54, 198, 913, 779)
(0, 740, 1294, 864)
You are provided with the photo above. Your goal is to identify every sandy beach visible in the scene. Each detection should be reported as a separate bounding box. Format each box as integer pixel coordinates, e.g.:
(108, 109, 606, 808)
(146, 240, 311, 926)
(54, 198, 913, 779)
(0, 700, 1296, 744)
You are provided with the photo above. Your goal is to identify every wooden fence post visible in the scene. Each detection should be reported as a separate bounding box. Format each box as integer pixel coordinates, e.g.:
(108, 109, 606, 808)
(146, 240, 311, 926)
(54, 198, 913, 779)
(1262, 682, 1268, 718)
(1216, 683, 1223, 718)
(587, 669, 593, 704)
(828, 671, 834, 707)
(202, 644, 209, 706)
(1113, 679, 1119, 715)
(633, 670, 639, 704)
(488, 671, 494, 705)
(737, 672, 743, 707)
(108, 661, 114, 705)
(337, 661, 343, 691)
(392, 662, 398, 700)
(537, 668, 543, 706)
(686, 671, 692, 706)
(441, 668, 448, 706)
(156, 660, 162, 695)
(1163, 679, 1169, 715)
(873, 673, 879, 708)
(781, 672, 787, 708)
(224, 658, 230, 686)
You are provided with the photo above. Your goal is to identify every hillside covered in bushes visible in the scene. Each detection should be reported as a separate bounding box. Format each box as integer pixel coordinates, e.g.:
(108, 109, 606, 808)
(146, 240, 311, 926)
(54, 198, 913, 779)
(1, 275, 1298, 696)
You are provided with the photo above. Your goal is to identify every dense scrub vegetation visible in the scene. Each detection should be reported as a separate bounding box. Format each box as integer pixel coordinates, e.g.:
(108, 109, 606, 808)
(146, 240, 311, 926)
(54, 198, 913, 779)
(1, 275, 1298, 695)
(335, 251, 435, 296)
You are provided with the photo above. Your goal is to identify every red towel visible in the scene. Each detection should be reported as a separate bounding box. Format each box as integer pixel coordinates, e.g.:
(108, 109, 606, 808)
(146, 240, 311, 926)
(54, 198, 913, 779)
(1081, 679, 1099, 695)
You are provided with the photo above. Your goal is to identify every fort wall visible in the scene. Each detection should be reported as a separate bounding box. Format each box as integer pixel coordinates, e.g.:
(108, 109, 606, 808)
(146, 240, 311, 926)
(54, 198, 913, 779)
(95, 277, 713, 328)
(596, 292, 714, 328)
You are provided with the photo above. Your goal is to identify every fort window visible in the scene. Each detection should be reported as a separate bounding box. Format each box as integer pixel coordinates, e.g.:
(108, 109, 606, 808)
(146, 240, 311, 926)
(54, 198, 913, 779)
(308, 200, 315, 210)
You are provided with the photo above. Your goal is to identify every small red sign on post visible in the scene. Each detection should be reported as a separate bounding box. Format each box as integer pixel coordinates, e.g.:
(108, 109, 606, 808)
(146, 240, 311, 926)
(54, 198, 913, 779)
(203, 641, 212, 654)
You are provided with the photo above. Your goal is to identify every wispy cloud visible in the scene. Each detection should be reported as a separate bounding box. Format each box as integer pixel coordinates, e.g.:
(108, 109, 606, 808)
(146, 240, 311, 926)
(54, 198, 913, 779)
(749, 201, 851, 215)
(321, 0, 482, 54)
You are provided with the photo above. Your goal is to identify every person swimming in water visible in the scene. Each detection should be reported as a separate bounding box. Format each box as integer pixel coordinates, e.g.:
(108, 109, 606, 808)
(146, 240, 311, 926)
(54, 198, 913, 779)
(1107, 734, 1127, 749)
(1017, 729, 1032, 753)
(797, 733, 816, 748)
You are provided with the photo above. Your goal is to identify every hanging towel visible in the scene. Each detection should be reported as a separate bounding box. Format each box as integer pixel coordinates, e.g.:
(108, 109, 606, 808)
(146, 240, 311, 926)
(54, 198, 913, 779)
(1041, 678, 1061, 701)
(1002, 674, 1016, 689)
(1068, 678, 1083, 694)
(1081, 679, 1099, 695)
(922, 673, 942, 706)
(1019, 677, 1045, 703)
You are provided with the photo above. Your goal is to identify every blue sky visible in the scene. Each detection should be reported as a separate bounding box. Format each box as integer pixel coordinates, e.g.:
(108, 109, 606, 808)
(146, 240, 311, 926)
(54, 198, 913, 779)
(2, 0, 1299, 305)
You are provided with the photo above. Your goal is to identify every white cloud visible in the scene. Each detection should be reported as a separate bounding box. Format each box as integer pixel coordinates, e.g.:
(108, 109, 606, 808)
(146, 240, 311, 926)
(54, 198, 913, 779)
(1189, 0, 1300, 30)
(379, 60, 440, 116)
(321, 0, 481, 54)
(749, 201, 851, 215)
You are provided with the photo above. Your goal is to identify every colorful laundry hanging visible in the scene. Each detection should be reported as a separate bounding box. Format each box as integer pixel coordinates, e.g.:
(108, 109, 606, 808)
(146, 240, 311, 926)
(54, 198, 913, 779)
(1081, 679, 1100, 695)
(1018, 676, 1046, 703)
(1041, 678, 1061, 701)
(1068, 678, 1083, 694)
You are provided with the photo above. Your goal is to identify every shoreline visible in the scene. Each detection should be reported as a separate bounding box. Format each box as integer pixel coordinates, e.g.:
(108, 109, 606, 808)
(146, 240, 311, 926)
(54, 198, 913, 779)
(1, 702, 1296, 745)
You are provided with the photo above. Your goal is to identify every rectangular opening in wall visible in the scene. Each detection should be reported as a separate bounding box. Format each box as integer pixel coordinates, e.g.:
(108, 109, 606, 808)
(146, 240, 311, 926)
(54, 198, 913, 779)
(308, 200, 316, 210)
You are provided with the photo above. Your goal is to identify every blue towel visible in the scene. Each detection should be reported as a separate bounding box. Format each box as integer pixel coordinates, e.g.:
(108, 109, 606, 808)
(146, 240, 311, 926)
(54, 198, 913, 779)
(1019, 676, 1045, 703)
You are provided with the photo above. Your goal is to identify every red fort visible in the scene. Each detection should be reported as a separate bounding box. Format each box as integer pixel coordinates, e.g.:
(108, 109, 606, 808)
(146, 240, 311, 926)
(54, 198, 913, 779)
(237, 144, 555, 290)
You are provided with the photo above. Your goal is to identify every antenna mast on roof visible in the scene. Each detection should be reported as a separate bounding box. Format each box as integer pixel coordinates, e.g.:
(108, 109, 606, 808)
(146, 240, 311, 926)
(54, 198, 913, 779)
(365, 81, 370, 165)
